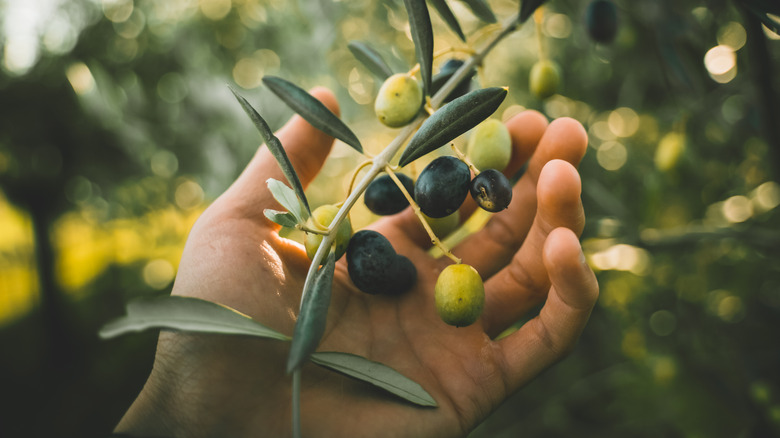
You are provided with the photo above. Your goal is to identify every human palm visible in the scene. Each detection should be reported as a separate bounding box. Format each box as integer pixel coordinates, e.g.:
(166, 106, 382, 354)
(117, 88, 598, 438)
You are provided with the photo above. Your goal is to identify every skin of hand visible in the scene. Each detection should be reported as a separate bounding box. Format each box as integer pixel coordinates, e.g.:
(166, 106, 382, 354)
(115, 87, 599, 438)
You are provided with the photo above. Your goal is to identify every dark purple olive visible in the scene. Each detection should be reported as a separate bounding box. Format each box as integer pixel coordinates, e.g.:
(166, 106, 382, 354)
(470, 169, 513, 213)
(585, 0, 618, 44)
(346, 230, 417, 295)
(364, 174, 415, 215)
(414, 156, 471, 218)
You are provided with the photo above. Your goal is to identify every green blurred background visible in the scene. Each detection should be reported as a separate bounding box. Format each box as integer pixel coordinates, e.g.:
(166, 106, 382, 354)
(1, 0, 778, 436)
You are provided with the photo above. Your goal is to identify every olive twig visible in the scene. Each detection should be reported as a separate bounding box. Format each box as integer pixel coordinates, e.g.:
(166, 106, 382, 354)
(384, 166, 462, 264)
(407, 63, 421, 78)
(450, 143, 480, 176)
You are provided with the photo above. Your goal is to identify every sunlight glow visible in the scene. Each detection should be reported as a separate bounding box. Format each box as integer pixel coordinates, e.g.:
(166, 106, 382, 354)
(66, 62, 96, 95)
(704, 45, 737, 83)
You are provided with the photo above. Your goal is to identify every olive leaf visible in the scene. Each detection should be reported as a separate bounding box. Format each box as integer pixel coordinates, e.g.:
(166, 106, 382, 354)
(427, 0, 466, 42)
(311, 352, 438, 407)
(460, 0, 496, 23)
(403, 0, 434, 96)
(741, 0, 780, 34)
(267, 178, 308, 223)
(286, 251, 336, 374)
(348, 41, 394, 80)
(262, 76, 363, 154)
(99, 296, 290, 342)
(229, 86, 311, 216)
(264, 209, 299, 228)
(398, 87, 507, 167)
(519, 0, 548, 23)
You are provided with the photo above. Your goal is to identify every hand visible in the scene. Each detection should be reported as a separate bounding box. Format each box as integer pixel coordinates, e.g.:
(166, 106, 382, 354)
(116, 88, 599, 438)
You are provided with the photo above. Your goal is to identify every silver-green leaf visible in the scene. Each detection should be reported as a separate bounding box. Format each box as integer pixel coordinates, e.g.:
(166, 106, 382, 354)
(286, 252, 336, 374)
(311, 352, 437, 407)
(403, 0, 434, 96)
(348, 41, 394, 80)
(99, 296, 290, 342)
(267, 178, 308, 223)
(229, 86, 311, 216)
(264, 209, 299, 228)
(460, 0, 496, 23)
(427, 0, 466, 42)
(398, 87, 507, 167)
(262, 76, 363, 154)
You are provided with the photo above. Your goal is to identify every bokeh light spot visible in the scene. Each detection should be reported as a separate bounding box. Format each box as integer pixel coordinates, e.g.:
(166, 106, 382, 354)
(102, 0, 134, 23)
(157, 72, 189, 103)
(200, 0, 232, 21)
(753, 181, 780, 212)
(649, 310, 677, 336)
(722, 195, 752, 223)
(151, 150, 179, 178)
(143, 259, 175, 289)
(545, 13, 571, 39)
(608, 107, 639, 137)
(175, 180, 205, 210)
(66, 62, 96, 95)
(704, 45, 737, 83)
(597, 141, 627, 171)
(233, 57, 264, 89)
(717, 21, 746, 51)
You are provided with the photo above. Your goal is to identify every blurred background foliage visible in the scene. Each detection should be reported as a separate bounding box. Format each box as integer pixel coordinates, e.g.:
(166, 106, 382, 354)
(0, 0, 778, 436)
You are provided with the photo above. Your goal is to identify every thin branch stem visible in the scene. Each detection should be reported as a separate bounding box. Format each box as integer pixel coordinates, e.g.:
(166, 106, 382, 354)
(450, 143, 480, 176)
(384, 166, 461, 264)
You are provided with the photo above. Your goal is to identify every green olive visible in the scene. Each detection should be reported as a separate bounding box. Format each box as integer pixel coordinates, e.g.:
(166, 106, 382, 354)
(467, 119, 512, 172)
(435, 264, 485, 327)
(424, 211, 460, 239)
(529, 60, 561, 100)
(304, 204, 352, 262)
(375, 73, 423, 128)
(654, 132, 685, 172)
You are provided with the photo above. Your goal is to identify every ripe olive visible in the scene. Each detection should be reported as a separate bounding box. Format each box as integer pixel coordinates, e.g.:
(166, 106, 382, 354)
(470, 169, 513, 213)
(375, 73, 423, 128)
(585, 0, 618, 44)
(304, 204, 352, 262)
(414, 156, 471, 218)
(424, 211, 460, 239)
(430, 59, 475, 103)
(346, 230, 417, 295)
(364, 173, 415, 216)
(435, 264, 485, 327)
(529, 59, 561, 100)
(467, 119, 512, 172)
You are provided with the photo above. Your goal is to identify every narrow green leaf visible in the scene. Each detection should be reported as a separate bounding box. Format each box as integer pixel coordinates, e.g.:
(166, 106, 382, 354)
(267, 178, 308, 223)
(460, 0, 497, 23)
(286, 252, 336, 373)
(347, 41, 394, 80)
(99, 296, 290, 341)
(262, 76, 363, 153)
(311, 352, 438, 407)
(403, 0, 434, 96)
(743, 0, 780, 34)
(427, 0, 466, 42)
(519, 0, 547, 23)
(229, 86, 311, 216)
(399, 87, 507, 167)
(264, 209, 299, 228)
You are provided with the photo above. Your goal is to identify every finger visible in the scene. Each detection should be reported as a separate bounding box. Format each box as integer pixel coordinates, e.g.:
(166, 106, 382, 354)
(373, 110, 549, 249)
(497, 227, 598, 391)
(219, 87, 340, 221)
(481, 160, 585, 336)
(453, 117, 587, 275)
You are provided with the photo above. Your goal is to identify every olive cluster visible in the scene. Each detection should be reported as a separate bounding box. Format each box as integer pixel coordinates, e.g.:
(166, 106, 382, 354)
(302, 60, 516, 327)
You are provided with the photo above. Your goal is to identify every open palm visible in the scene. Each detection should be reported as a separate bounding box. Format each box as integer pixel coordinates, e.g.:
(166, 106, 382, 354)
(117, 88, 598, 438)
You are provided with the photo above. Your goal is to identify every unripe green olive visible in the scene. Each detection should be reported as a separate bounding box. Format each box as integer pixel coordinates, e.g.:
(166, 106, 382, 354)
(655, 132, 686, 172)
(304, 204, 352, 262)
(467, 119, 512, 172)
(423, 211, 460, 239)
(529, 60, 561, 100)
(375, 73, 423, 128)
(435, 264, 485, 327)
(470, 169, 513, 213)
